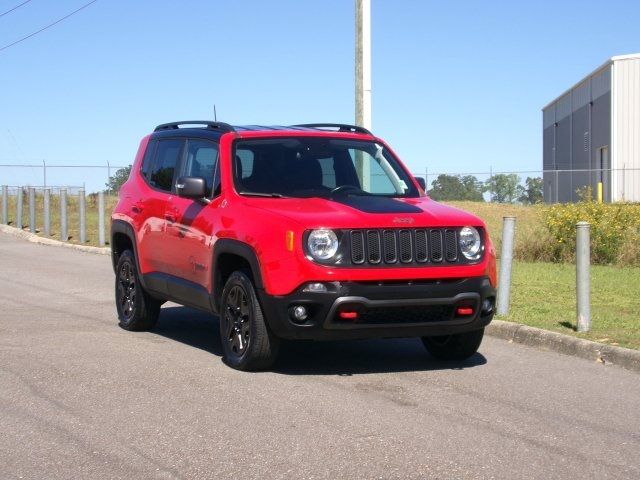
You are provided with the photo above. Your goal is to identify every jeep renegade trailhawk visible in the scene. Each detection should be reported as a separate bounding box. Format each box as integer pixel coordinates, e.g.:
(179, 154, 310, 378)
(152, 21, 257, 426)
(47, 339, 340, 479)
(111, 121, 497, 370)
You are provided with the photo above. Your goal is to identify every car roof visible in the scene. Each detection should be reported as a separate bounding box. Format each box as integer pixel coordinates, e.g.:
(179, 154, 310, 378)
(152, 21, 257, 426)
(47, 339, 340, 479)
(150, 121, 374, 141)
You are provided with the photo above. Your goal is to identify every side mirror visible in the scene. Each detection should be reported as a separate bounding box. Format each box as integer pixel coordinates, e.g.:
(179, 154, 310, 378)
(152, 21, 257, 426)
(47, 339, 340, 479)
(176, 176, 207, 199)
(414, 176, 426, 191)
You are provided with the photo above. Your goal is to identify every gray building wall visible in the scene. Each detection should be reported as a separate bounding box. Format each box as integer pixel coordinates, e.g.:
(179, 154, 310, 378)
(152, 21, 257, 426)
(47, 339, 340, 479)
(542, 67, 611, 202)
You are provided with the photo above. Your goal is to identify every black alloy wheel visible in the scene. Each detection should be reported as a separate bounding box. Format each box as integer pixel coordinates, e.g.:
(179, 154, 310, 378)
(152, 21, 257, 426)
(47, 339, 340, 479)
(219, 270, 280, 370)
(224, 285, 251, 355)
(117, 261, 136, 322)
(115, 250, 160, 331)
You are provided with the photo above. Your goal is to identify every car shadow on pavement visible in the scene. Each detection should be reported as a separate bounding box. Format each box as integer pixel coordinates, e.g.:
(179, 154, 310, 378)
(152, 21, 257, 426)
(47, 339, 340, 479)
(152, 306, 487, 375)
(274, 338, 487, 376)
(151, 306, 223, 356)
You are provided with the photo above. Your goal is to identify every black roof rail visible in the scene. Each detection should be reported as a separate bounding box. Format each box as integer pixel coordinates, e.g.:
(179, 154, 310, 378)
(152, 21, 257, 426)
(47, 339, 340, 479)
(291, 123, 373, 135)
(154, 121, 236, 133)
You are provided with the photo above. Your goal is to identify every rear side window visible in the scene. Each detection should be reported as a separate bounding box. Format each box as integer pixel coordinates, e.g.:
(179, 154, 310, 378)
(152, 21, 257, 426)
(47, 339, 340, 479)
(183, 139, 220, 197)
(141, 140, 157, 180)
(150, 139, 183, 191)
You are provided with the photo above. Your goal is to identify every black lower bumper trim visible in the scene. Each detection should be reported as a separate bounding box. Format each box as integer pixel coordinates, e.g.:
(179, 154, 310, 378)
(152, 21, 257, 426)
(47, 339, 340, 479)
(258, 277, 496, 341)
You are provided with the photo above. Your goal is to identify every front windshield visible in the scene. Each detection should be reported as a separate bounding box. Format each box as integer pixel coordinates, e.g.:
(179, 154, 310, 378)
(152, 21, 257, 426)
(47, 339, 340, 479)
(233, 137, 419, 198)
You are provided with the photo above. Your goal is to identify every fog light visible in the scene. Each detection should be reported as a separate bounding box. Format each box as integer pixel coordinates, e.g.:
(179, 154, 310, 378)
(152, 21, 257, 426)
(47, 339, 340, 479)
(291, 305, 308, 322)
(482, 298, 494, 315)
(303, 282, 328, 293)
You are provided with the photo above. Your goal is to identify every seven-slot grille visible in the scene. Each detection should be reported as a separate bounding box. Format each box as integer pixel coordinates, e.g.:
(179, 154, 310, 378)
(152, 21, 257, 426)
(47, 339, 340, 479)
(350, 229, 461, 266)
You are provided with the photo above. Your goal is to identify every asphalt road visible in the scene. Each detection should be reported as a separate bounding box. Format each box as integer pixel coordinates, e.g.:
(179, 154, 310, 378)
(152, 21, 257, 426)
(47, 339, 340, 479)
(1, 232, 639, 480)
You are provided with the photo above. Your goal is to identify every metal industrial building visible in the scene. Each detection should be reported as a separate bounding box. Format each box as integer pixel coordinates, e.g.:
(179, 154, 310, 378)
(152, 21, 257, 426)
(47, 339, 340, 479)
(542, 54, 640, 202)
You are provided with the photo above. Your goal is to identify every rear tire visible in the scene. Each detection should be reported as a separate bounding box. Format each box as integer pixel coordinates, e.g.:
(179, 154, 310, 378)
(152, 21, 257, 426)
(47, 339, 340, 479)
(220, 270, 280, 371)
(421, 328, 484, 361)
(115, 250, 161, 331)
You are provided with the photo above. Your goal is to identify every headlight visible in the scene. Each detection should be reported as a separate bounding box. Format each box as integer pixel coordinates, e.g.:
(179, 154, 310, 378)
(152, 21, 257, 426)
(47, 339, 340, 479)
(307, 229, 339, 261)
(459, 226, 481, 259)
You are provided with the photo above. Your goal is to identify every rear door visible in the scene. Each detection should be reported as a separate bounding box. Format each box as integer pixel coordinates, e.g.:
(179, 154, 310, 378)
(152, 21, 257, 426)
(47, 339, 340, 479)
(137, 137, 184, 276)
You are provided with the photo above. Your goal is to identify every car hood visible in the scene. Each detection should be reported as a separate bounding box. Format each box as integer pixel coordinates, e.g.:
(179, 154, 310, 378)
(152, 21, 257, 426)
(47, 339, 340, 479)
(241, 195, 485, 230)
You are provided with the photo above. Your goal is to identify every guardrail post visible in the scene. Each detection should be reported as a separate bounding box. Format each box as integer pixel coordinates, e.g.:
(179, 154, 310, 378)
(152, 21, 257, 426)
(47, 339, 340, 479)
(44, 188, 51, 236)
(16, 188, 23, 229)
(29, 187, 36, 233)
(1, 185, 7, 224)
(79, 188, 86, 244)
(98, 191, 105, 247)
(576, 221, 591, 332)
(60, 188, 68, 241)
(497, 216, 516, 316)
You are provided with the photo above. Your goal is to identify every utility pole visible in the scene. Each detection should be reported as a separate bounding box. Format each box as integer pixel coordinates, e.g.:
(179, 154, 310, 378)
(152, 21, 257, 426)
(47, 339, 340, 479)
(355, 0, 371, 189)
(355, 0, 371, 130)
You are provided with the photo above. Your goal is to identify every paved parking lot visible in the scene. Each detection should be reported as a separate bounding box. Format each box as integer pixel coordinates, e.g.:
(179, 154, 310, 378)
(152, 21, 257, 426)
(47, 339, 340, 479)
(1, 231, 639, 479)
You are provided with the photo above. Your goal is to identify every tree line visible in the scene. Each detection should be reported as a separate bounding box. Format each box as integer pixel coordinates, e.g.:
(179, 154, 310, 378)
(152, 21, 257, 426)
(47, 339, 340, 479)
(427, 174, 543, 204)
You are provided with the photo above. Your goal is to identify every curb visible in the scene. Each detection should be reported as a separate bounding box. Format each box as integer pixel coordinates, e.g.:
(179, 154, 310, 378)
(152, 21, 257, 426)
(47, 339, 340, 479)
(487, 319, 640, 373)
(0, 224, 110, 256)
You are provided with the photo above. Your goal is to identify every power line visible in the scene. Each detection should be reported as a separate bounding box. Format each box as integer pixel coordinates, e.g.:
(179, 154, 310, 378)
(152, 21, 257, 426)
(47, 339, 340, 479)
(0, 0, 98, 53)
(0, 0, 33, 18)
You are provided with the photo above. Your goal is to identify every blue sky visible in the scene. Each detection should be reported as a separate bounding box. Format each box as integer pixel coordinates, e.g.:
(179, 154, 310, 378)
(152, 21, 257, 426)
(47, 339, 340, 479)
(1, 0, 639, 192)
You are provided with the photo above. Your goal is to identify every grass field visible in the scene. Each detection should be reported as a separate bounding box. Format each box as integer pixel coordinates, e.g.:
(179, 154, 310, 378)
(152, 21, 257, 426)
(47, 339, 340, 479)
(3, 192, 639, 349)
(506, 261, 640, 350)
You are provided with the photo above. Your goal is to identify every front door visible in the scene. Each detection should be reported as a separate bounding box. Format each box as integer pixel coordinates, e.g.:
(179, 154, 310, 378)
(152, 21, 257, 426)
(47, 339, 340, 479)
(164, 138, 221, 293)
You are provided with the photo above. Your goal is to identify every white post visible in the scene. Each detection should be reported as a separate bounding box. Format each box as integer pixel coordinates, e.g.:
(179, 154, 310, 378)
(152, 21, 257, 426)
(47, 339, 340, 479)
(497, 217, 516, 316)
(98, 191, 105, 247)
(79, 188, 86, 244)
(576, 222, 591, 332)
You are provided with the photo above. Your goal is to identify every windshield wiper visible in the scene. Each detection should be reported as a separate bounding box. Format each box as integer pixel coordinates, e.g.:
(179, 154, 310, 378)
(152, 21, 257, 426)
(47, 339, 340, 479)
(239, 191, 288, 198)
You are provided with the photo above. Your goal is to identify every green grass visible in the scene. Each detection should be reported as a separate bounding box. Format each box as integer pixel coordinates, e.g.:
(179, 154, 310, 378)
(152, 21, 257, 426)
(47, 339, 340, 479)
(506, 261, 640, 350)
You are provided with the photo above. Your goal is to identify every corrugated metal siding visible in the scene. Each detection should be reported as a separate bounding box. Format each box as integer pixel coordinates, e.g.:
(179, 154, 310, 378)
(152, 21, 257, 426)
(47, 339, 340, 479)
(556, 94, 572, 121)
(543, 106, 555, 129)
(572, 81, 590, 111)
(591, 68, 611, 100)
(612, 58, 640, 201)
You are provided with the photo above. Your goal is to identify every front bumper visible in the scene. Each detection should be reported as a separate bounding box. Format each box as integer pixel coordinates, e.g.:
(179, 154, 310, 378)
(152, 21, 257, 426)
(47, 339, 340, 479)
(258, 276, 496, 340)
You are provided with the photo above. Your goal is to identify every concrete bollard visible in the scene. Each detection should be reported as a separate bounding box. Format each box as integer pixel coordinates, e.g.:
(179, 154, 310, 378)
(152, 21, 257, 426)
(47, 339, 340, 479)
(44, 188, 51, 236)
(29, 187, 36, 233)
(60, 189, 68, 241)
(2, 185, 7, 224)
(98, 191, 105, 247)
(576, 221, 591, 332)
(497, 216, 516, 316)
(79, 188, 86, 244)
(16, 188, 23, 230)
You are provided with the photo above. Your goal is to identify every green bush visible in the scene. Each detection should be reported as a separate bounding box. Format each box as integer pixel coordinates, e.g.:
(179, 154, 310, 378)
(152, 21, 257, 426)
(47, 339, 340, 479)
(544, 201, 640, 265)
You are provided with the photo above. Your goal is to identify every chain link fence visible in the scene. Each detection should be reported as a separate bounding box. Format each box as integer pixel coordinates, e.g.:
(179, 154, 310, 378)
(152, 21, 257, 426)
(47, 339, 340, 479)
(0, 162, 128, 194)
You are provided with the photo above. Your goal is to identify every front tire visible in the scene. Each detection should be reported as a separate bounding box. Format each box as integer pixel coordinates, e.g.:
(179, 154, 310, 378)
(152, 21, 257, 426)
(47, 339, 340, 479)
(220, 270, 280, 371)
(115, 250, 161, 331)
(421, 328, 484, 360)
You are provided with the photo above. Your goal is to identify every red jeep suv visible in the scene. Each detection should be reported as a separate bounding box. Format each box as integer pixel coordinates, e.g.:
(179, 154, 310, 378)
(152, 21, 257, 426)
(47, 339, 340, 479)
(111, 121, 497, 370)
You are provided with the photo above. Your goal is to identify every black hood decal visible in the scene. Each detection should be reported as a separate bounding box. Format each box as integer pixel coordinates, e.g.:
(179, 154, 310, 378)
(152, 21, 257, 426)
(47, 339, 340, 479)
(332, 195, 423, 214)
